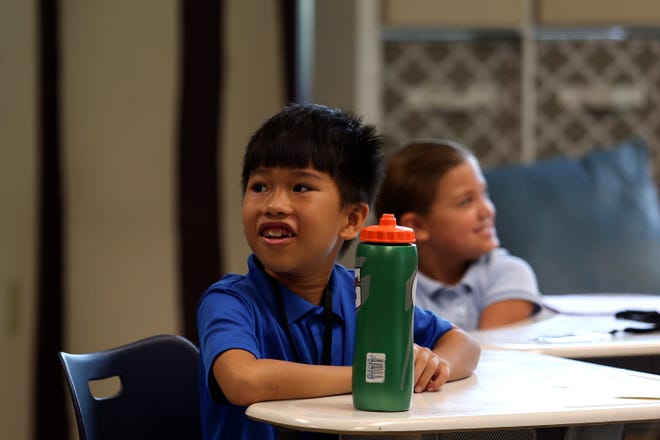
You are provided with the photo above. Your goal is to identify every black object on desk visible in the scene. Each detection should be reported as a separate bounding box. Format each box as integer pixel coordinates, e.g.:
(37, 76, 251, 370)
(615, 309, 660, 334)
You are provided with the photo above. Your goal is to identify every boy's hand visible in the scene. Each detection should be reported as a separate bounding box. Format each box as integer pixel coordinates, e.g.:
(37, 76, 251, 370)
(412, 343, 451, 393)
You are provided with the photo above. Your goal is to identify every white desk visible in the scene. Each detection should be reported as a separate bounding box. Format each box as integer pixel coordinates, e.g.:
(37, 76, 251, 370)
(246, 350, 660, 435)
(471, 294, 660, 359)
(542, 294, 660, 316)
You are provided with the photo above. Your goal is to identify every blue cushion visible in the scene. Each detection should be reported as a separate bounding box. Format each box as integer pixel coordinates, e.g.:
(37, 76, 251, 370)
(484, 139, 660, 294)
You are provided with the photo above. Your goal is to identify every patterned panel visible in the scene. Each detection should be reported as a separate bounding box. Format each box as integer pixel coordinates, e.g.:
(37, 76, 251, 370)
(383, 38, 522, 168)
(382, 29, 660, 182)
(535, 36, 660, 181)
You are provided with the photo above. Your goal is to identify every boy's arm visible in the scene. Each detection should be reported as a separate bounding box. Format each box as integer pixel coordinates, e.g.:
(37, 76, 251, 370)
(413, 327, 481, 393)
(433, 326, 481, 380)
(212, 348, 352, 406)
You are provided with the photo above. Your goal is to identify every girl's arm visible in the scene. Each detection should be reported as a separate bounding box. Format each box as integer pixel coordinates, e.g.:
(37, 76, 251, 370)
(479, 299, 535, 329)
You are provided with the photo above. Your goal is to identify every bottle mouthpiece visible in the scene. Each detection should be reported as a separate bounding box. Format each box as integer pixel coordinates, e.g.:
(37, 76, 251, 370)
(359, 213, 416, 243)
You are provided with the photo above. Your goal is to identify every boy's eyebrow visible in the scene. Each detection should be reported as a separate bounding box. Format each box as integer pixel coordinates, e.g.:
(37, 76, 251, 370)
(251, 167, 324, 180)
(290, 168, 324, 180)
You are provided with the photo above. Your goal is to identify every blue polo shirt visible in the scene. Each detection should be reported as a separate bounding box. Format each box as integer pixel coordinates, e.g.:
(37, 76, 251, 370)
(197, 254, 453, 440)
(415, 248, 542, 331)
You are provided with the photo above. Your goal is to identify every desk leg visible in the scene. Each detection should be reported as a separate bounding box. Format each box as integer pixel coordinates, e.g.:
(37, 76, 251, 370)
(277, 429, 339, 439)
(536, 427, 568, 440)
(535, 425, 625, 440)
(276, 428, 301, 440)
(564, 425, 624, 440)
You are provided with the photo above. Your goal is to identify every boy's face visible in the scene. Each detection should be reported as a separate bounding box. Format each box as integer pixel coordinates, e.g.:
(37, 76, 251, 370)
(418, 157, 499, 263)
(242, 166, 360, 283)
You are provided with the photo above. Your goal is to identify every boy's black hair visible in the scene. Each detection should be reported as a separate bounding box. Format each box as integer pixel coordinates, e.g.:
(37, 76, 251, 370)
(241, 103, 384, 209)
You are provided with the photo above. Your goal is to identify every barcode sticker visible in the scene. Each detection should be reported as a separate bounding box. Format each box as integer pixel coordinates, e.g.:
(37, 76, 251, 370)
(365, 352, 386, 383)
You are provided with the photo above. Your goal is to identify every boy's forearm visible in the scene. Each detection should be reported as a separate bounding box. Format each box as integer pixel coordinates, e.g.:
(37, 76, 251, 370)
(214, 352, 352, 406)
(257, 359, 352, 401)
(433, 328, 481, 381)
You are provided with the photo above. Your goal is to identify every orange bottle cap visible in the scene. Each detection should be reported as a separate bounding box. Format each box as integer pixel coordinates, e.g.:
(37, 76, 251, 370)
(359, 213, 416, 244)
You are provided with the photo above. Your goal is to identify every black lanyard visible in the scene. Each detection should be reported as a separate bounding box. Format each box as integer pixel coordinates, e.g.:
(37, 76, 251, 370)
(270, 276, 334, 365)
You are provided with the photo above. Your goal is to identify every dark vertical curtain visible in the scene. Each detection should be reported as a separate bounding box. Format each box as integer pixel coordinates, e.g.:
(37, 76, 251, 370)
(34, 0, 69, 439)
(279, 0, 298, 104)
(177, 1, 224, 345)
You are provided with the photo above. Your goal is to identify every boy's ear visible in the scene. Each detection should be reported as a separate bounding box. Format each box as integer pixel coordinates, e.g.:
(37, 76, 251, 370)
(399, 212, 430, 242)
(340, 203, 370, 240)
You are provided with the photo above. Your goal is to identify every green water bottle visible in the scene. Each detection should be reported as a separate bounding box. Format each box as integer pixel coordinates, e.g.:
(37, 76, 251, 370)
(352, 213, 417, 411)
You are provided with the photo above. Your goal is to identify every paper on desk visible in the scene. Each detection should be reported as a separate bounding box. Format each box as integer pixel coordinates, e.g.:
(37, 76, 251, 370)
(611, 372, 660, 400)
(526, 314, 654, 343)
(532, 332, 612, 344)
(536, 368, 660, 402)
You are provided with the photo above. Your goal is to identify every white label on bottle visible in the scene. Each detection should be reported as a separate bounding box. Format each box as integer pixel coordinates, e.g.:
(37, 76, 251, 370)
(365, 352, 386, 383)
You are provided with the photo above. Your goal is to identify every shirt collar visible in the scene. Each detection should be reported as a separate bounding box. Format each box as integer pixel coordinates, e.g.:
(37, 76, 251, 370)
(249, 254, 344, 324)
(417, 263, 478, 296)
(416, 270, 445, 298)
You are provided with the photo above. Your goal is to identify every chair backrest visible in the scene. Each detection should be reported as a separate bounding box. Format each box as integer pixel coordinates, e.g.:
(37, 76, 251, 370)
(484, 138, 660, 295)
(59, 334, 202, 440)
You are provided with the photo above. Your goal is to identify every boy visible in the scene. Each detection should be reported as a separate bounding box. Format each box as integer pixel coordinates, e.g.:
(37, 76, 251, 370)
(197, 105, 481, 440)
(375, 140, 542, 331)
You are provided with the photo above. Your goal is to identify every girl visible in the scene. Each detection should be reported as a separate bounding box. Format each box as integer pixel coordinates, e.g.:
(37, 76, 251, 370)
(375, 140, 542, 330)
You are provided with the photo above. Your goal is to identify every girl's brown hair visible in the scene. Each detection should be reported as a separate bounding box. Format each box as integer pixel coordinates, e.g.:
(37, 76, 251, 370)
(375, 140, 473, 220)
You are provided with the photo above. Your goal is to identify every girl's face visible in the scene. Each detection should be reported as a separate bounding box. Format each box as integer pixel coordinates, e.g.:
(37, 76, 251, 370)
(419, 157, 499, 263)
(242, 166, 360, 283)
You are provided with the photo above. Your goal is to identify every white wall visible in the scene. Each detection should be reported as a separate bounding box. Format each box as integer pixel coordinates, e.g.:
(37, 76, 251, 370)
(0, 1, 38, 439)
(61, 0, 180, 353)
(222, 0, 284, 275)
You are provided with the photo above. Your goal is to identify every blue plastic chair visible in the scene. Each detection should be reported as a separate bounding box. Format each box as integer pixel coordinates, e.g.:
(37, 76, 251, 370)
(59, 334, 202, 440)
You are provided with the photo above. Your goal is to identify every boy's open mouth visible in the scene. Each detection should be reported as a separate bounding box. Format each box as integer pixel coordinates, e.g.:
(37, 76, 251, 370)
(260, 225, 295, 239)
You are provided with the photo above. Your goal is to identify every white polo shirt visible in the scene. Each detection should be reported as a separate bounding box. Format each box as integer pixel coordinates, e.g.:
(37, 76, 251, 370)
(415, 248, 542, 331)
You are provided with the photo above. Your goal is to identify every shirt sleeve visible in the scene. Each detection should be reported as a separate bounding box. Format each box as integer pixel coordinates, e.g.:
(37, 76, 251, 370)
(197, 285, 261, 403)
(412, 306, 453, 348)
(481, 251, 542, 310)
